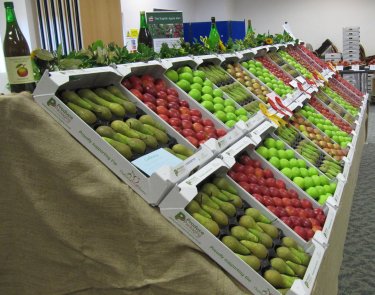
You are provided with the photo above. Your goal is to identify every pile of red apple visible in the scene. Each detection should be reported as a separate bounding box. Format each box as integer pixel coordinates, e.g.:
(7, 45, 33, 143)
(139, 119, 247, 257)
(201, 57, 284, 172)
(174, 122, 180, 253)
(328, 79, 362, 107)
(228, 154, 326, 241)
(286, 48, 323, 74)
(256, 56, 293, 84)
(334, 75, 364, 97)
(297, 45, 328, 70)
(309, 97, 353, 134)
(122, 74, 227, 147)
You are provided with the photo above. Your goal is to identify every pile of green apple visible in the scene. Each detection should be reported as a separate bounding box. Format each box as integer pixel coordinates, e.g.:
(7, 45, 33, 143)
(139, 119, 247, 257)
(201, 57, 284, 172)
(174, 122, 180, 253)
(278, 51, 313, 80)
(298, 106, 352, 148)
(241, 60, 293, 97)
(256, 138, 336, 204)
(322, 87, 359, 116)
(166, 66, 249, 128)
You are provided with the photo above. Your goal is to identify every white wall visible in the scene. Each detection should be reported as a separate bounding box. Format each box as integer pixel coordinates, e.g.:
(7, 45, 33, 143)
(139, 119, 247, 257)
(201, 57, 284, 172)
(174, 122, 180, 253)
(232, 0, 375, 55)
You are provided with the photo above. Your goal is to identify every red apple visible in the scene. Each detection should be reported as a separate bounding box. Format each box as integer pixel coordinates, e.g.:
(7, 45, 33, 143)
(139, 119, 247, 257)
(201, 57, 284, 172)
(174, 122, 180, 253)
(279, 189, 289, 199)
(180, 114, 191, 121)
(304, 208, 315, 218)
(263, 195, 275, 207)
(253, 160, 262, 168)
(275, 179, 286, 189)
(316, 214, 326, 226)
(269, 187, 280, 198)
(190, 109, 202, 118)
(267, 205, 278, 216)
(156, 90, 167, 99)
(172, 125, 182, 133)
(179, 100, 190, 107)
(182, 128, 196, 138)
(168, 102, 180, 110)
(263, 169, 273, 179)
(273, 197, 283, 207)
(158, 113, 169, 122)
(232, 163, 246, 173)
(257, 178, 266, 187)
(169, 109, 181, 118)
(169, 117, 182, 127)
(305, 228, 315, 240)
(156, 106, 169, 116)
(285, 206, 297, 217)
(145, 102, 157, 112)
(288, 189, 299, 199)
(195, 131, 207, 141)
(281, 216, 294, 228)
(244, 166, 255, 176)
(141, 74, 155, 83)
(290, 216, 301, 227)
(167, 95, 179, 103)
(227, 170, 236, 179)
(216, 129, 227, 137)
(312, 225, 322, 232)
(203, 125, 215, 134)
(144, 85, 157, 96)
(247, 175, 258, 184)
(186, 136, 199, 147)
(130, 88, 144, 100)
(301, 199, 313, 209)
(193, 123, 204, 133)
(179, 107, 191, 115)
(129, 75, 142, 86)
(265, 178, 276, 188)
(309, 218, 320, 227)
(234, 173, 248, 183)
(260, 186, 270, 197)
(313, 208, 324, 216)
(166, 88, 178, 96)
(238, 182, 251, 192)
(282, 198, 292, 207)
(290, 198, 301, 208)
(294, 226, 307, 240)
(181, 120, 193, 129)
(253, 193, 264, 203)
(191, 116, 203, 124)
(122, 79, 132, 89)
(239, 155, 252, 165)
(156, 98, 168, 107)
(254, 168, 264, 178)
(202, 118, 215, 127)
(278, 207, 288, 217)
(301, 218, 312, 228)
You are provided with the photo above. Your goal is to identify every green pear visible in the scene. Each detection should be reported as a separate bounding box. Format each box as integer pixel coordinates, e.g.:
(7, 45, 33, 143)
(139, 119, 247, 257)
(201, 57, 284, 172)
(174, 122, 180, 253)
(195, 192, 219, 210)
(102, 137, 132, 159)
(202, 205, 229, 227)
(281, 237, 305, 252)
(236, 254, 261, 271)
(193, 213, 220, 236)
(201, 183, 230, 201)
(276, 247, 302, 264)
(270, 258, 295, 276)
(240, 240, 268, 259)
(286, 260, 307, 278)
(230, 226, 259, 243)
(143, 124, 169, 144)
(172, 144, 194, 157)
(220, 190, 243, 208)
(257, 222, 279, 239)
(222, 236, 250, 255)
(245, 208, 271, 223)
(185, 200, 211, 219)
(211, 197, 237, 217)
(289, 248, 311, 266)
(238, 215, 263, 232)
(264, 269, 297, 288)
(248, 228, 273, 248)
(212, 177, 238, 194)
(138, 114, 166, 131)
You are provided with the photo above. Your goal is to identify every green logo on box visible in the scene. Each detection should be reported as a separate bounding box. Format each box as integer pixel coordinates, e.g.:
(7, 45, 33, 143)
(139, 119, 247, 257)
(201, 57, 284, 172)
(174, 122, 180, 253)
(175, 212, 186, 221)
(47, 97, 56, 107)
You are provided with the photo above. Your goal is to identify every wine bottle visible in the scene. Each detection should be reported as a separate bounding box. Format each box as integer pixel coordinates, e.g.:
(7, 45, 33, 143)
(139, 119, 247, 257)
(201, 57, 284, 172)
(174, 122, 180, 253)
(208, 17, 220, 51)
(3, 1, 35, 93)
(137, 11, 153, 49)
(246, 20, 254, 36)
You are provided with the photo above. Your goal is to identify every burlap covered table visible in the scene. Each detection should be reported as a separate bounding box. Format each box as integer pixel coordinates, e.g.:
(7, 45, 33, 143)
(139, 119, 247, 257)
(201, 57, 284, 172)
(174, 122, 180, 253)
(0, 93, 366, 295)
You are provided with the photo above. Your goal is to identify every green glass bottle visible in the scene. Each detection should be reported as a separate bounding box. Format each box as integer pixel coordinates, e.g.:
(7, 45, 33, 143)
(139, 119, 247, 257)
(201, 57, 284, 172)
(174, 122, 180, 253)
(3, 1, 35, 93)
(208, 17, 220, 51)
(137, 11, 153, 49)
(246, 20, 254, 36)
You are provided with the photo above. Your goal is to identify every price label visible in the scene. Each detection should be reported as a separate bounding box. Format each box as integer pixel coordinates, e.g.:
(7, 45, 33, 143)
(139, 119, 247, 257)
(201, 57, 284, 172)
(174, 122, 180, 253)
(351, 65, 360, 71)
(336, 66, 344, 71)
(289, 80, 298, 88)
(218, 128, 242, 149)
(251, 122, 272, 137)
(224, 137, 253, 157)
(183, 159, 223, 187)
(296, 76, 306, 84)
(245, 112, 264, 131)
(333, 180, 345, 205)
(172, 156, 200, 178)
(303, 243, 325, 291)
(370, 65, 375, 70)
(322, 205, 337, 242)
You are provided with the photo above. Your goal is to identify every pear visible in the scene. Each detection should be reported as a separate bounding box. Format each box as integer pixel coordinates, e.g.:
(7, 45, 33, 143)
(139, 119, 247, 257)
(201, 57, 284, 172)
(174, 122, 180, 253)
(126, 118, 152, 135)
(220, 190, 243, 208)
(172, 144, 194, 157)
(245, 208, 271, 224)
(236, 254, 261, 271)
(240, 240, 268, 259)
(202, 205, 229, 227)
(289, 248, 311, 266)
(276, 247, 302, 264)
(270, 258, 295, 276)
(201, 183, 230, 201)
(264, 269, 297, 288)
(248, 228, 273, 248)
(282, 237, 305, 252)
(222, 236, 250, 255)
(96, 125, 116, 138)
(185, 200, 211, 219)
(286, 260, 307, 278)
(211, 197, 237, 217)
(230, 226, 259, 243)
(102, 137, 132, 159)
(138, 114, 166, 131)
(257, 222, 279, 239)
(192, 213, 220, 236)
(212, 177, 238, 194)
(238, 215, 263, 232)
(143, 124, 169, 144)
(195, 192, 220, 210)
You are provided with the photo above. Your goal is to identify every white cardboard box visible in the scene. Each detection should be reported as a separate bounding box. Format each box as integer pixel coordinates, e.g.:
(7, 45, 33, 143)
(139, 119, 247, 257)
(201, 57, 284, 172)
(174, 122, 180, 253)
(159, 158, 326, 295)
(33, 66, 217, 206)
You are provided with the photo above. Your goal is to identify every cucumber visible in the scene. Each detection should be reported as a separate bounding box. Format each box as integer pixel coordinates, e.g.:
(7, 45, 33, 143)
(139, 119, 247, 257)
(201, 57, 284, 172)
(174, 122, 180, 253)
(78, 89, 125, 117)
(67, 102, 97, 124)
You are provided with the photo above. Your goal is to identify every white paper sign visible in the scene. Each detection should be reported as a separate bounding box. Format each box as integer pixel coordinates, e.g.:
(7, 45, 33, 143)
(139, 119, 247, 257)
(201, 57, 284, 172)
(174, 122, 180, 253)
(351, 65, 360, 71)
(336, 66, 344, 71)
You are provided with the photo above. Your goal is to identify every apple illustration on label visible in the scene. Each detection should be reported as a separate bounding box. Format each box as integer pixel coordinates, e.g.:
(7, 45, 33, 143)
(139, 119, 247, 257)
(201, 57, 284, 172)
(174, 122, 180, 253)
(16, 64, 28, 77)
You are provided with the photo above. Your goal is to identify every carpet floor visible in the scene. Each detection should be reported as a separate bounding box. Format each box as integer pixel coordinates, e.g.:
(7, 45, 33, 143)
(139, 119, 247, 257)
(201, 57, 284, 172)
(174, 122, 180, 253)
(338, 104, 375, 294)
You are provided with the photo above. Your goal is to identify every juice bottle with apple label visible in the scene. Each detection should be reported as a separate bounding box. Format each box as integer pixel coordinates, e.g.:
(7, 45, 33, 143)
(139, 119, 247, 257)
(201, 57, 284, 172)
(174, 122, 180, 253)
(3, 1, 35, 93)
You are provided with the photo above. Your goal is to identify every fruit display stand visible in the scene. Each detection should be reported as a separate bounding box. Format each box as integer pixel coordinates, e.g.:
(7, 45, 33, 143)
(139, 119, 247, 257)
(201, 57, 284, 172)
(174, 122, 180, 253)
(32, 66, 217, 206)
(0, 43, 369, 295)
